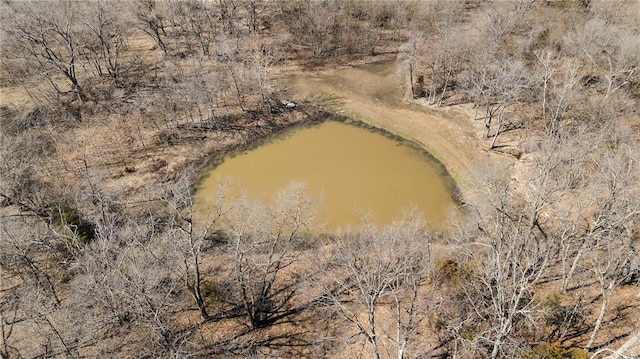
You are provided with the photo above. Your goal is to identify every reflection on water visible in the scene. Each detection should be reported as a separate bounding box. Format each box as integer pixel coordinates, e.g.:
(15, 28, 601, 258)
(195, 121, 456, 231)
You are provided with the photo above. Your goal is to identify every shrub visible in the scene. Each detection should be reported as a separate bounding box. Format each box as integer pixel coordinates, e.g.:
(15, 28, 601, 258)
(523, 341, 588, 359)
(51, 205, 96, 246)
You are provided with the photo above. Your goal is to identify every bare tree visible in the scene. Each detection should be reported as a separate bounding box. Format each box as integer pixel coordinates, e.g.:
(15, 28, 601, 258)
(217, 0, 240, 36)
(535, 50, 583, 134)
(398, 34, 423, 100)
(483, 59, 533, 149)
(416, 3, 466, 106)
(453, 160, 558, 359)
(582, 128, 639, 348)
(277, 0, 378, 64)
(79, 215, 186, 357)
(136, 0, 169, 54)
(248, 42, 280, 110)
(3, 1, 88, 101)
(166, 0, 219, 57)
(521, 130, 591, 293)
(321, 212, 430, 359)
(158, 170, 234, 323)
(564, 18, 640, 101)
(223, 182, 320, 329)
(0, 217, 63, 307)
(590, 328, 640, 359)
(558, 125, 639, 293)
(82, 1, 132, 88)
(241, 0, 263, 34)
(0, 213, 95, 358)
(585, 234, 636, 349)
(0, 127, 53, 216)
(453, 120, 639, 357)
(21, 290, 82, 359)
(0, 278, 20, 359)
(464, 37, 498, 121)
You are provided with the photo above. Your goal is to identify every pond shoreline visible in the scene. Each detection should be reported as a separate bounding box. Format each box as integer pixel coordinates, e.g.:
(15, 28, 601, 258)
(284, 60, 507, 205)
(195, 115, 461, 229)
(193, 108, 464, 219)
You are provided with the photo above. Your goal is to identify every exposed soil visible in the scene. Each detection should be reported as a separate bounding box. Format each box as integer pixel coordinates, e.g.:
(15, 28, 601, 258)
(281, 58, 514, 200)
(1, 55, 507, 207)
(282, 61, 640, 357)
(3, 50, 637, 358)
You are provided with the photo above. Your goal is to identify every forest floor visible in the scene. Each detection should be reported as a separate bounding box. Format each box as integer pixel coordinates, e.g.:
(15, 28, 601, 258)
(282, 59, 640, 357)
(2, 52, 638, 357)
(0, 55, 512, 205)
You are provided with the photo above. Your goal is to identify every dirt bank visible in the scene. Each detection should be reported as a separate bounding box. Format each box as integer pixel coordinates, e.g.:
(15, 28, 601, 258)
(283, 60, 512, 200)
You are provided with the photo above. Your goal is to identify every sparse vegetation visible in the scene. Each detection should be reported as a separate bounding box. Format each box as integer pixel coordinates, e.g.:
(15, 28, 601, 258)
(1, 0, 639, 358)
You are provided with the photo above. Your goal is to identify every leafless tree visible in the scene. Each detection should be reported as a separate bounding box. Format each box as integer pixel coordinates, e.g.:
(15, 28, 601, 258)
(453, 160, 559, 359)
(483, 59, 533, 149)
(535, 50, 583, 134)
(0, 213, 96, 358)
(589, 328, 640, 359)
(563, 18, 640, 101)
(276, 0, 382, 64)
(0, 217, 63, 307)
(0, 290, 20, 359)
(0, 126, 53, 216)
(557, 125, 639, 294)
(136, 0, 169, 54)
(417, 3, 467, 106)
(222, 182, 320, 329)
(321, 212, 430, 359)
(217, 0, 240, 36)
(398, 34, 423, 100)
(3, 1, 88, 101)
(166, 0, 219, 57)
(241, 0, 264, 34)
(582, 128, 639, 348)
(521, 130, 591, 293)
(82, 1, 140, 89)
(79, 214, 186, 357)
(585, 234, 636, 349)
(158, 169, 235, 323)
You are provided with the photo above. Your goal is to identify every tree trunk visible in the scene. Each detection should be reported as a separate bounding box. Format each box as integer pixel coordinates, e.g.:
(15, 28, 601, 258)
(599, 329, 640, 359)
(490, 337, 502, 359)
(437, 68, 450, 106)
(490, 106, 507, 149)
(408, 62, 415, 99)
(67, 71, 87, 102)
(368, 300, 381, 359)
(191, 255, 210, 322)
(587, 281, 612, 348)
(562, 236, 590, 292)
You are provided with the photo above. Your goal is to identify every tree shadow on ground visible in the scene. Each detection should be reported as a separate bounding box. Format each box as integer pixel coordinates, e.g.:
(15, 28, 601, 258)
(199, 278, 329, 357)
(200, 299, 325, 358)
(201, 326, 315, 358)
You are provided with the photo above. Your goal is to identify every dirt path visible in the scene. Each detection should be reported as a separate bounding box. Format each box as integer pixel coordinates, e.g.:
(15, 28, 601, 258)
(284, 60, 508, 199)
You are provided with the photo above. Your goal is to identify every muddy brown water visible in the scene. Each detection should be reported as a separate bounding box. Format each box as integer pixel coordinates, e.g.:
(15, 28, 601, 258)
(195, 120, 457, 231)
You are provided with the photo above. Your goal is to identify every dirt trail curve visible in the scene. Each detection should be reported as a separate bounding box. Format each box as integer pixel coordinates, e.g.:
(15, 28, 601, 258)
(284, 60, 507, 199)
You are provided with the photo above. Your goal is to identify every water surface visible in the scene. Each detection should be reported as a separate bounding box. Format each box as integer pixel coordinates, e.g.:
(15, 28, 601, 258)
(196, 121, 456, 230)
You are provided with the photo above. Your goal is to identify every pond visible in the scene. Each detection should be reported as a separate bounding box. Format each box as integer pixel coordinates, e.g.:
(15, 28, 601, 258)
(195, 120, 457, 231)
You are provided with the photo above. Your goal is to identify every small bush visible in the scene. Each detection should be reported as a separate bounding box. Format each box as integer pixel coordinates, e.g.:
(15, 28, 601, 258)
(536, 292, 590, 343)
(523, 341, 588, 359)
(433, 258, 460, 284)
(51, 205, 96, 246)
(432, 258, 477, 285)
(202, 278, 232, 316)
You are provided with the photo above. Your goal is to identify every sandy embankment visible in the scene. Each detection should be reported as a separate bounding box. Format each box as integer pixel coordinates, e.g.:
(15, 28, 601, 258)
(285, 60, 507, 201)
